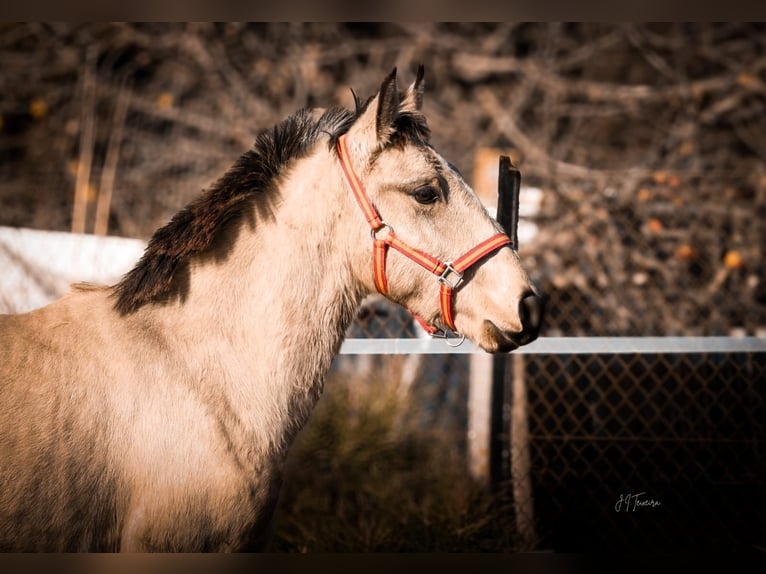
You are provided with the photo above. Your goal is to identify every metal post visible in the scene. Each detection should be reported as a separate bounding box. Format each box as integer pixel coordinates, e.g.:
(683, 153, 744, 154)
(494, 156, 537, 544)
(490, 155, 522, 488)
(496, 155, 520, 250)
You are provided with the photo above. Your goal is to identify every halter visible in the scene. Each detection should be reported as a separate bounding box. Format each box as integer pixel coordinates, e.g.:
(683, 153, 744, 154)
(337, 134, 512, 340)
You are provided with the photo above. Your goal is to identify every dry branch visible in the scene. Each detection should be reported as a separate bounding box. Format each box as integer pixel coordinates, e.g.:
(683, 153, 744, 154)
(71, 55, 96, 235)
(0, 22, 763, 336)
(94, 80, 130, 236)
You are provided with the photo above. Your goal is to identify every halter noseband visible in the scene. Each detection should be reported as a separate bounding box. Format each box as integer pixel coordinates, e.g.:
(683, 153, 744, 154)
(337, 134, 512, 339)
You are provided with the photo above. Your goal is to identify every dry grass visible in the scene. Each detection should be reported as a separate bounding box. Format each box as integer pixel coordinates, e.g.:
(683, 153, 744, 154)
(269, 370, 518, 552)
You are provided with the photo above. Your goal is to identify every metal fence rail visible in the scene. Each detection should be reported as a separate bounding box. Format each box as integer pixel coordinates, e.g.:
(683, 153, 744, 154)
(340, 336, 766, 354)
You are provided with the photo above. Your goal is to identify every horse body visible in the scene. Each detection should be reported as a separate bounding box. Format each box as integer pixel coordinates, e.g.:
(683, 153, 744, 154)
(0, 68, 542, 551)
(1, 287, 279, 551)
(1, 142, 361, 551)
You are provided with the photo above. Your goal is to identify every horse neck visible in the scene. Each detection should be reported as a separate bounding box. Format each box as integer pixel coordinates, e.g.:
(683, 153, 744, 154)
(146, 148, 366, 455)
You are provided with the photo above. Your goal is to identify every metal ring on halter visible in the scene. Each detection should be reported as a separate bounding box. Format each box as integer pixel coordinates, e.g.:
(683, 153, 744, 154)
(370, 223, 394, 240)
(445, 332, 466, 347)
(431, 327, 466, 347)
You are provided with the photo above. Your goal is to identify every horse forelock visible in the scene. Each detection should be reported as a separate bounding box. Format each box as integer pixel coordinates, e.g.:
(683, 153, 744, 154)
(327, 87, 430, 152)
(112, 106, 356, 315)
(388, 111, 430, 149)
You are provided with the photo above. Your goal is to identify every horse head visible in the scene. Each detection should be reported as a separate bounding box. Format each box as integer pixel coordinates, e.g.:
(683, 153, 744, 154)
(338, 67, 543, 352)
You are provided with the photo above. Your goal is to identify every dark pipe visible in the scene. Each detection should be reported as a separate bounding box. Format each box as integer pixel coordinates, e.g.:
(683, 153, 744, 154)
(490, 155, 523, 488)
(496, 155, 521, 249)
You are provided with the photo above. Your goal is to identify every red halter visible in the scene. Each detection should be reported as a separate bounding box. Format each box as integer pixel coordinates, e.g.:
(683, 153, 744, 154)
(337, 134, 512, 336)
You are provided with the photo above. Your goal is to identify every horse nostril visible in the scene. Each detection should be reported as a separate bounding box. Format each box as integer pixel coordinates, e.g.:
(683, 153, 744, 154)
(518, 290, 544, 340)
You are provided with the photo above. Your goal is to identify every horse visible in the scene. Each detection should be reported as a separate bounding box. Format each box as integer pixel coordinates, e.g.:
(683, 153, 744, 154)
(0, 67, 542, 551)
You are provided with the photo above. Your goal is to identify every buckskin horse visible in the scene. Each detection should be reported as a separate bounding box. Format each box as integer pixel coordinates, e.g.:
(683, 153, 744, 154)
(0, 67, 542, 551)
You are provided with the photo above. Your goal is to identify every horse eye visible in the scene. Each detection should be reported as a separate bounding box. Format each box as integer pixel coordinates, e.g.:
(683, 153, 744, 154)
(413, 186, 440, 205)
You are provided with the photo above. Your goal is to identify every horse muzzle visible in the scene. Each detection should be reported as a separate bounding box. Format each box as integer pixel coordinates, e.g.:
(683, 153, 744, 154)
(481, 290, 544, 353)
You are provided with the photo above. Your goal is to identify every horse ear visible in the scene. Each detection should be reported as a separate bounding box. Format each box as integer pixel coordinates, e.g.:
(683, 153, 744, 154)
(401, 64, 425, 113)
(345, 68, 400, 155)
(375, 67, 399, 142)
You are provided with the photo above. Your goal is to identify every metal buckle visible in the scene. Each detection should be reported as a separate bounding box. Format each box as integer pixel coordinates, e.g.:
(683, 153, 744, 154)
(437, 262, 463, 290)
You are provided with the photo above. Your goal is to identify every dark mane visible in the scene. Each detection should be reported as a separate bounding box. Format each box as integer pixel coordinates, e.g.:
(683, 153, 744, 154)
(113, 106, 355, 315)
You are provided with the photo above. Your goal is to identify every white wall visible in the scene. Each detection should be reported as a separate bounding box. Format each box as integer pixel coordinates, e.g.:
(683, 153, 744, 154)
(0, 226, 145, 314)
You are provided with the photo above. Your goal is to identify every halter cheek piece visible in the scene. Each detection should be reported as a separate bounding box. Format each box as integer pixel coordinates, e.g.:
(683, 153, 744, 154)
(337, 135, 512, 342)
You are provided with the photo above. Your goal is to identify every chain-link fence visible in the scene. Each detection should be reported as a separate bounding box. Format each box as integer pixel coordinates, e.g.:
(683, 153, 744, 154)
(504, 348, 766, 552)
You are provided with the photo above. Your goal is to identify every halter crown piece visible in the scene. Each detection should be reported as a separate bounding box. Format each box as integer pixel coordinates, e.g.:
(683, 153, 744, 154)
(337, 134, 512, 341)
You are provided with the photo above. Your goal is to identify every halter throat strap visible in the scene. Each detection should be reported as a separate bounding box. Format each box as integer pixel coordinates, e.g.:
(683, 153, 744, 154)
(337, 134, 511, 334)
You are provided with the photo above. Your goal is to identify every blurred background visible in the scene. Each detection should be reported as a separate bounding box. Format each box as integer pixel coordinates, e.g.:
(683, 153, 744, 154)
(1, 23, 764, 552)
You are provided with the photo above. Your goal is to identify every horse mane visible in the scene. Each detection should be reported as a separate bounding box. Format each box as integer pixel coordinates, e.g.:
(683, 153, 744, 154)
(113, 87, 430, 316)
(112, 106, 355, 315)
